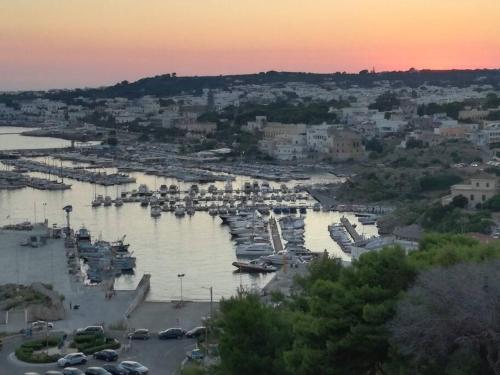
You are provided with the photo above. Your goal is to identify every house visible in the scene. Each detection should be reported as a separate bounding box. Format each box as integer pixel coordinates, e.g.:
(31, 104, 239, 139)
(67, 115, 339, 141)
(327, 130, 364, 161)
(441, 173, 498, 208)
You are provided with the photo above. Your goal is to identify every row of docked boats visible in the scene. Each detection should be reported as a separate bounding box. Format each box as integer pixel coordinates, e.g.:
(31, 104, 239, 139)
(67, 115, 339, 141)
(328, 223, 354, 253)
(74, 227, 136, 283)
(3, 159, 135, 186)
(229, 212, 318, 273)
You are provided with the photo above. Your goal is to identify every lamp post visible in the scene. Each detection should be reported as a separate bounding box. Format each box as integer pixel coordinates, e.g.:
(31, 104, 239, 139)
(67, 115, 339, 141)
(42, 203, 47, 222)
(177, 273, 185, 305)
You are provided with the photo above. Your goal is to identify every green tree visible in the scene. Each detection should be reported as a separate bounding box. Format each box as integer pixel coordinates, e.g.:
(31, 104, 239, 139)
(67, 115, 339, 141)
(215, 291, 292, 375)
(284, 247, 416, 375)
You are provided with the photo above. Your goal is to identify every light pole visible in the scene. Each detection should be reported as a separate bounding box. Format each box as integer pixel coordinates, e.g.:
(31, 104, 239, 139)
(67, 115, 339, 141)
(42, 203, 47, 222)
(177, 273, 185, 305)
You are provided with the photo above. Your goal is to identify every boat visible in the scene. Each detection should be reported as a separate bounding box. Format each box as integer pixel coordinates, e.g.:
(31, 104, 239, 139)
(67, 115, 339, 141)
(232, 259, 277, 273)
(159, 184, 168, 196)
(76, 226, 91, 243)
(114, 198, 123, 207)
(103, 196, 112, 207)
(150, 206, 162, 218)
(313, 202, 321, 212)
(187, 207, 196, 216)
(224, 180, 233, 193)
(138, 184, 149, 196)
(235, 243, 274, 256)
(140, 196, 149, 207)
(260, 251, 300, 266)
(174, 205, 186, 217)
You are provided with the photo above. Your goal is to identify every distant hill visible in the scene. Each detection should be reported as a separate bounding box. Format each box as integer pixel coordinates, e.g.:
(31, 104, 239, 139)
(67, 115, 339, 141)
(4, 69, 500, 102)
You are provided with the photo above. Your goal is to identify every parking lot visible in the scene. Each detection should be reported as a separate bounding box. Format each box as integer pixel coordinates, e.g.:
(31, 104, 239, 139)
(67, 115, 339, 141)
(1, 333, 197, 375)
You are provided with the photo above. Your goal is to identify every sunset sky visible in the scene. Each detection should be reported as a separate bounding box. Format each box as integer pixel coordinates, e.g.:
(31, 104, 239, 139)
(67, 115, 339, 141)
(1, 0, 499, 90)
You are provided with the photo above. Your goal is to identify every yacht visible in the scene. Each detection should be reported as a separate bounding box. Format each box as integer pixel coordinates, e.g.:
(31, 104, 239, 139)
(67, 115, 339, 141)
(235, 243, 274, 256)
(232, 259, 277, 273)
(159, 184, 168, 196)
(114, 198, 124, 207)
(260, 251, 299, 266)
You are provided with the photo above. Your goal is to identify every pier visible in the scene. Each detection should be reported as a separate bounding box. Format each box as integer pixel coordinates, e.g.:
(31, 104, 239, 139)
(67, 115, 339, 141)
(269, 217, 283, 252)
(340, 216, 363, 243)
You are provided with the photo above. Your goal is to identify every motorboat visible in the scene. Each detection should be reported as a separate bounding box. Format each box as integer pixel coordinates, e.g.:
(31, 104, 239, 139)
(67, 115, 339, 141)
(138, 184, 149, 196)
(140, 196, 149, 207)
(114, 197, 124, 207)
(235, 243, 274, 256)
(260, 251, 299, 266)
(232, 259, 277, 273)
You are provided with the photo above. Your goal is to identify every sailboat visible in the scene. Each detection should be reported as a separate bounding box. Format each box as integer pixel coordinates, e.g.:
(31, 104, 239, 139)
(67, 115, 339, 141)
(91, 185, 101, 207)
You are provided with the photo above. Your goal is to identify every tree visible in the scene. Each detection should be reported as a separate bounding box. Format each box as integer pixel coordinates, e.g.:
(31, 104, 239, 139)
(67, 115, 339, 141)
(389, 261, 500, 374)
(284, 247, 416, 375)
(215, 291, 292, 375)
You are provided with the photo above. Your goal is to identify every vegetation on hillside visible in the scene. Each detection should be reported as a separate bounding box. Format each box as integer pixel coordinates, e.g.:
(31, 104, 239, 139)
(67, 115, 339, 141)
(211, 234, 500, 374)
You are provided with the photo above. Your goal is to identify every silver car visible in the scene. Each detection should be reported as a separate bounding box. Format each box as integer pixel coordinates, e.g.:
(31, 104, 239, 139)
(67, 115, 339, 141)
(57, 352, 87, 367)
(117, 361, 149, 374)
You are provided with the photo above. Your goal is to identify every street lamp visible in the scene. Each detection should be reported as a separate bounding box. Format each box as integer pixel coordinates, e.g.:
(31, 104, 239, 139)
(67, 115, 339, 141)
(201, 286, 213, 357)
(177, 273, 185, 304)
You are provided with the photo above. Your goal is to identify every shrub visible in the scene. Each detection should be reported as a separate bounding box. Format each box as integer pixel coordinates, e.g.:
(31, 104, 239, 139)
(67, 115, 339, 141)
(15, 337, 62, 363)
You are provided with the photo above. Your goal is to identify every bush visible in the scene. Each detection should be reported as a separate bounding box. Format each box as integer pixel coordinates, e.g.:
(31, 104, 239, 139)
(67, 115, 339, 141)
(419, 174, 462, 191)
(71, 336, 120, 354)
(15, 337, 62, 363)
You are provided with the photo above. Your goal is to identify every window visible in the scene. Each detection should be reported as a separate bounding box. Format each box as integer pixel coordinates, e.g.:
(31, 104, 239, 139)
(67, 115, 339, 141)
(482, 195, 486, 201)
(476, 182, 480, 187)
(470, 194, 474, 201)
(487, 183, 490, 188)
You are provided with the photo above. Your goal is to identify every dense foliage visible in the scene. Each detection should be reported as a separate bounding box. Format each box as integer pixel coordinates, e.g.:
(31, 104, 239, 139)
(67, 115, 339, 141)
(213, 234, 500, 374)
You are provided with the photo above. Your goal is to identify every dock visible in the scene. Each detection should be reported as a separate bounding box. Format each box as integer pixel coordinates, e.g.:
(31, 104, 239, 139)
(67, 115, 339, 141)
(340, 216, 363, 243)
(269, 217, 283, 252)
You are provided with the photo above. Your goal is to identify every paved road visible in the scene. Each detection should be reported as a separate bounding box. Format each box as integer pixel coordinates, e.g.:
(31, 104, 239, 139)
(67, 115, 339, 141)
(1, 333, 196, 375)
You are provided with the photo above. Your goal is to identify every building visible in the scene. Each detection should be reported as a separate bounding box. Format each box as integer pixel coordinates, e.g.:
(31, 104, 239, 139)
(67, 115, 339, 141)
(441, 173, 498, 208)
(263, 123, 307, 138)
(327, 130, 364, 161)
(306, 125, 333, 154)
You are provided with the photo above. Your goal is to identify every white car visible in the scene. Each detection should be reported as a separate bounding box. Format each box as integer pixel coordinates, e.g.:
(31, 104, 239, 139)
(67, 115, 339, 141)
(117, 361, 149, 374)
(30, 321, 54, 331)
(57, 353, 87, 367)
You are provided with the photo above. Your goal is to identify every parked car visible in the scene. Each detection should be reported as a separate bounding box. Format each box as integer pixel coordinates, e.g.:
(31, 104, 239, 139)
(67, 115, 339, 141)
(84, 368, 112, 375)
(102, 365, 126, 375)
(57, 353, 87, 367)
(158, 328, 185, 339)
(127, 329, 149, 340)
(63, 369, 85, 375)
(117, 361, 149, 375)
(186, 348, 205, 361)
(75, 326, 104, 336)
(185, 326, 206, 339)
(30, 321, 54, 331)
(93, 349, 118, 362)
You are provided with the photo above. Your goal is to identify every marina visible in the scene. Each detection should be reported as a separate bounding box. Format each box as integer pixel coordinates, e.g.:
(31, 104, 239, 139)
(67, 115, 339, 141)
(0, 130, 379, 301)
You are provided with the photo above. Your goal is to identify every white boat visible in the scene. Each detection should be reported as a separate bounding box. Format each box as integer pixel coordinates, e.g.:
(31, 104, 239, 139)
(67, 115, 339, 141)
(174, 205, 186, 217)
(150, 206, 162, 218)
(235, 243, 274, 256)
(260, 251, 299, 265)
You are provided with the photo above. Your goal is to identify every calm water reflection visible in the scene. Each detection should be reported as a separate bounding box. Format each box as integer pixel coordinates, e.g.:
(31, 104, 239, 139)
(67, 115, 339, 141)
(0, 131, 378, 301)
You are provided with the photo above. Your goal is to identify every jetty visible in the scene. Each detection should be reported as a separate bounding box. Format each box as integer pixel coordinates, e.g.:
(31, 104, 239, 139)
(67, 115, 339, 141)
(269, 217, 284, 252)
(340, 216, 363, 243)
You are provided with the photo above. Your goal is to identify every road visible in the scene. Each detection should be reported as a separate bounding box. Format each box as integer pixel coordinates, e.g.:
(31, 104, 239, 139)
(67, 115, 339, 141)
(1, 333, 196, 375)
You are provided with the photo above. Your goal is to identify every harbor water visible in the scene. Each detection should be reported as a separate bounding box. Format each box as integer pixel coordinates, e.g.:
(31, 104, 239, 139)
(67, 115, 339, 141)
(0, 129, 378, 301)
(0, 126, 72, 150)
